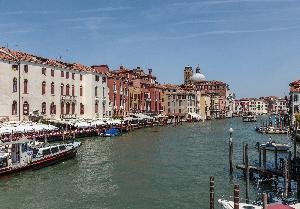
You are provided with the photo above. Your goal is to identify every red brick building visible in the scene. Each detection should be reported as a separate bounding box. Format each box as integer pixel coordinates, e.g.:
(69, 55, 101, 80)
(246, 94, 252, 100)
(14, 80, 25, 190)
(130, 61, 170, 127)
(91, 65, 164, 117)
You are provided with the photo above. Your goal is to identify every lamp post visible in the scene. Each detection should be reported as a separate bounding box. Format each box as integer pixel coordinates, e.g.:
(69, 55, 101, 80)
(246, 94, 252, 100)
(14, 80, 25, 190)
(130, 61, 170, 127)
(0, 49, 21, 121)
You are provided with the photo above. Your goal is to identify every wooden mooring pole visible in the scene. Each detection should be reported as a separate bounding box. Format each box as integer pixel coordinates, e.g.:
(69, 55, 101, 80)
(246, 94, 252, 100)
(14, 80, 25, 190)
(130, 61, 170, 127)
(245, 144, 250, 204)
(288, 151, 292, 192)
(294, 121, 298, 158)
(234, 184, 240, 209)
(275, 147, 278, 170)
(210, 176, 214, 209)
(262, 193, 267, 209)
(283, 159, 288, 198)
(242, 143, 245, 165)
(263, 147, 267, 169)
(258, 142, 262, 167)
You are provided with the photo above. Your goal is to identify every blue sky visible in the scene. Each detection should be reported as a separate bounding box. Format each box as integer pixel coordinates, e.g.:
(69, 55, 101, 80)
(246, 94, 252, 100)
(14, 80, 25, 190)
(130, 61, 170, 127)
(0, 0, 300, 98)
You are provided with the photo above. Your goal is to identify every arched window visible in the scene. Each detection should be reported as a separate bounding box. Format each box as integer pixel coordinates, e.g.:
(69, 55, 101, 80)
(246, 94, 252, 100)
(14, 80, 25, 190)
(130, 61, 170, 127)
(61, 102, 64, 115)
(72, 85, 75, 96)
(66, 84, 70, 96)
(12, 101, 17, 115)
(60, 83, 64, 95)
(66, 102, 70, 114)
(42, 81, 46, 95)
(13, 78, 17, 92)
(23, 101, 29, 115)
(50, 102, 56, 114)
(51, 82, 55, 95)
(72, 103, 75, 114)
(24, 79, 28, 94)
(95, 102, 98, 113)
(41, 102, 46, 114)
(95, 86, 98, 97)
(80, 103, 84, 115)
(80, 85, 83, 96)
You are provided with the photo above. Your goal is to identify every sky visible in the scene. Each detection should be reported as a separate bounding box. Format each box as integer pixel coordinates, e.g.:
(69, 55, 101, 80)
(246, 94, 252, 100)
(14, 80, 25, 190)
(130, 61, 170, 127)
(0, 0, 300, 98)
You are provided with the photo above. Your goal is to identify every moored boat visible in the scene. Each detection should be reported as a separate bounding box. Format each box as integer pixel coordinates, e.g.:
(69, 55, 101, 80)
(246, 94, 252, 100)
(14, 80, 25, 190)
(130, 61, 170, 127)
(218, 199, 300, 209)
(256, 141, 290, 151)
(100, 128, 120, 137)
(0, 138, 81, 176)
(243, 112, 257, 122)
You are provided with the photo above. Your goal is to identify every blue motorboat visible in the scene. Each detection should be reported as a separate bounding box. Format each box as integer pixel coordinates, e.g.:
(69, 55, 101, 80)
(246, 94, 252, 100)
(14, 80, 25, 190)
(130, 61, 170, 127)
(101, 128, 120, 137)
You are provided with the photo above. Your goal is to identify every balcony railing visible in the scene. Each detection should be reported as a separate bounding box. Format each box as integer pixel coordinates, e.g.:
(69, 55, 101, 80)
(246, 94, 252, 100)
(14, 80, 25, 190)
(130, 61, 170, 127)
(61, 95, 77, 103)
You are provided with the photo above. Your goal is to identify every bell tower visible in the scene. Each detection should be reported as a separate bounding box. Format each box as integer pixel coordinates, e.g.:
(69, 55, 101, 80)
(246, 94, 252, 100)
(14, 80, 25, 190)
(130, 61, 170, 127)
(184, 65, 193, 85)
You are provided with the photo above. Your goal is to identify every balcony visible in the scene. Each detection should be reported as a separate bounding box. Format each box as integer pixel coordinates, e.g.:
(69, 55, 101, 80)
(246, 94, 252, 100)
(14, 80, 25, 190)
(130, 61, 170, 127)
(61, 95, 77, 103)
(60, 114, 77, 119)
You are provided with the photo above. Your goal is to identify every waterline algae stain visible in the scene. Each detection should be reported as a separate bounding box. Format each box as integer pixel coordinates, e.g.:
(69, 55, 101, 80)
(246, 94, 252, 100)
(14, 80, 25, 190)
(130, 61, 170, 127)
(0, 118, 290, 209)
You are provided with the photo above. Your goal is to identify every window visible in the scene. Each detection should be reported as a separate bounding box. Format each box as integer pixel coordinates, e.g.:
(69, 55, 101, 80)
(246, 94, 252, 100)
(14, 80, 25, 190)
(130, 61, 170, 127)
(102, 77, 106, 83)
(72, 85, 75, 96)
(51, 69, 54, 77)
(61, 71, 64, 77)
(80, 74, 83, 81)
(72, 103, 75, 114)
(95, 102, 98, 113)
(42, 68, 46, 75)
(80, 103, 84, 114)
(23, 101, 29, 115)
(12, 64, 18, 71)
(24, 79, 28, 94)
(42, 81, 46, 95)
(80, 85, 83, 96)
(60, 84, 64, 95)
(72, 73, 75, 80)
(61, 102, 64, 115)
(42, 149, 51, 156)
(66, 72, 69, 79)
(50, 102, 56, 114)
(12, 101, 17, 115)
(51, 82, 55, 95)
(51, 147, 59, 154)
(66, 102, 70, 114)
(59, 145, 66, 151)
(13, 77, 17, 92)
(24, 65, 28, 73)
(95, 86, 98, 97)
(41, 102, 46, 114)
(66, 84, 70, 96)
(95, 75, 99, 82)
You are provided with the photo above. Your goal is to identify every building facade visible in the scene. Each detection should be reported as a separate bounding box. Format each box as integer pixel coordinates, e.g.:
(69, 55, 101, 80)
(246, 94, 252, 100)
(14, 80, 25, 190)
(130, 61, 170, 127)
(0, 47, 110, 122)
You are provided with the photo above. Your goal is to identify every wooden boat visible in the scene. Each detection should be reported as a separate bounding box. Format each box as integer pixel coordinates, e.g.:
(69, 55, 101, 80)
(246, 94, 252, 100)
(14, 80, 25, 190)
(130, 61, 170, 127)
(243, 114, 257, 122)
(256, 141, 290, 151)
(0, 138, 81, 176)
(265, 126, 289, 134)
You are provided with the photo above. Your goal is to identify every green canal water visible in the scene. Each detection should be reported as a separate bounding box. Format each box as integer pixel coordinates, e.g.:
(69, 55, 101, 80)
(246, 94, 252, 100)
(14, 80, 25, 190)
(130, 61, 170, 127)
(0, 117, 292, 209)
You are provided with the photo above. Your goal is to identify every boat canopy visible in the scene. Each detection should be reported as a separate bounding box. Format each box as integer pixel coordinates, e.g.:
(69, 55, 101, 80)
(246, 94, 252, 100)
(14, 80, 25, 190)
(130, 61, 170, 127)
(188, 112, 202, 119)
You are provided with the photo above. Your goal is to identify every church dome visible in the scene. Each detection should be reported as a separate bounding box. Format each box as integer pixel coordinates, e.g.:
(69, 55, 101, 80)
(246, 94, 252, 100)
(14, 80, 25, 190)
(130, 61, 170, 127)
(191, 73, 205, 82)
(191, 65, 205, 82)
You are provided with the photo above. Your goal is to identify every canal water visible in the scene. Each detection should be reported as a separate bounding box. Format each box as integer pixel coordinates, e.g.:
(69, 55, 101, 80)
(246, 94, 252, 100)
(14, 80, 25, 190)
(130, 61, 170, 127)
(0, 117, 292, 209)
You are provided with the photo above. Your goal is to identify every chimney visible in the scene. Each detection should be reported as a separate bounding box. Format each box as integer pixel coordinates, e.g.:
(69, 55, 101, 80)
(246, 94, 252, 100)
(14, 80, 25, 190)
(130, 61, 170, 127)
(148, 68, 152, 75)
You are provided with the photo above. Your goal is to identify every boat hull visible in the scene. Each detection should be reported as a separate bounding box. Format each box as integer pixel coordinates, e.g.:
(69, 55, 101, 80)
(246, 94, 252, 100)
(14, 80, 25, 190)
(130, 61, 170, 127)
(0, 149, 78, 176)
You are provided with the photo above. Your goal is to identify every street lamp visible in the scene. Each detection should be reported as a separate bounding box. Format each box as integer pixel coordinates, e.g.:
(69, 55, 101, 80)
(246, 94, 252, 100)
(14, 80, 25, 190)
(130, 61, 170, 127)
(0, 49, 21, 121)
(229, 127, 234, 142)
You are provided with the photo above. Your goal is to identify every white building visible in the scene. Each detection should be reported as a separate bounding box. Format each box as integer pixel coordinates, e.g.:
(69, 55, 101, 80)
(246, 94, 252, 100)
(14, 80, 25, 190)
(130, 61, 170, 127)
(0, 47, 110, 122)
(290, 80, 300, 125)
(248, 99, 268, 115)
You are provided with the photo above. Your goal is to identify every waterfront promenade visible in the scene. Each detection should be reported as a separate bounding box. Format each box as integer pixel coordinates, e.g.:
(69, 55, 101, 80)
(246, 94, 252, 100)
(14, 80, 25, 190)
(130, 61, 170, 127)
(0, 117, 291, 209)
